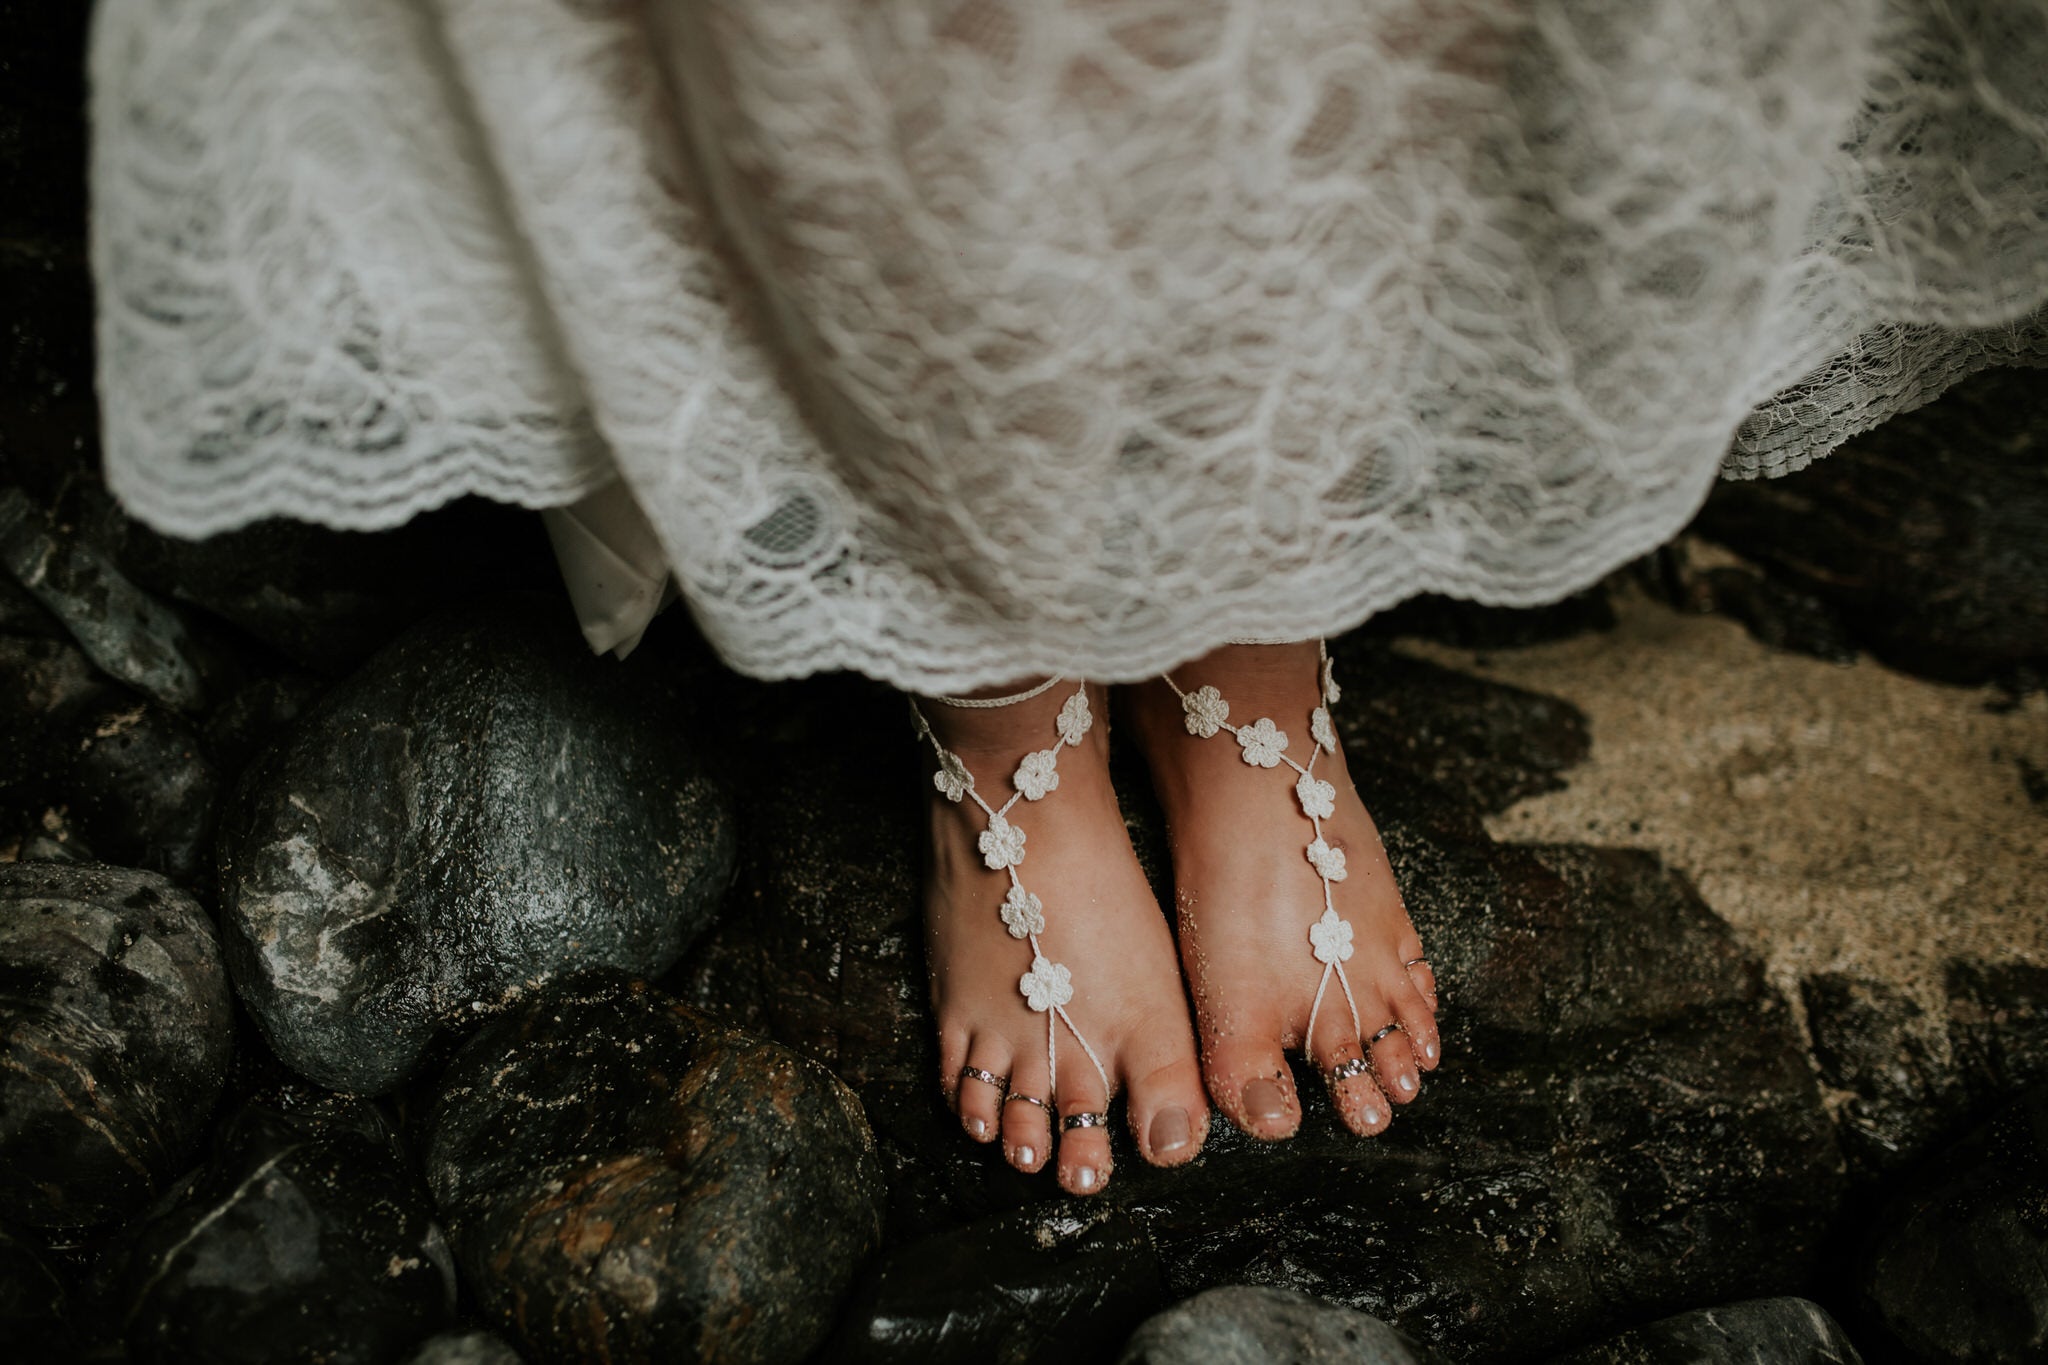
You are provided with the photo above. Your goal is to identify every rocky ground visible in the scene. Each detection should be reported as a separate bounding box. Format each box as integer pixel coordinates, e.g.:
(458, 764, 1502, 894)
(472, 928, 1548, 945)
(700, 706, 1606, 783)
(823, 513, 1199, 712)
(6, 5, 2048, 1363)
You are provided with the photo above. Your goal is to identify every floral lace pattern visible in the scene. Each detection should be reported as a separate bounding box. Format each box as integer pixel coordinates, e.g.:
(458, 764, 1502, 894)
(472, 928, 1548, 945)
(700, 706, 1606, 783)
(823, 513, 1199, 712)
(88, 0, 2048, 693)
(911, 683, 1110, 1107)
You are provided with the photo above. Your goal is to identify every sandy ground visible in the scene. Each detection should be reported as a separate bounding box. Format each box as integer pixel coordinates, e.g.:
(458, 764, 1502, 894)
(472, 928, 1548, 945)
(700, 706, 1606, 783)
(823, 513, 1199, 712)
(1399, 584, 2048, 1024)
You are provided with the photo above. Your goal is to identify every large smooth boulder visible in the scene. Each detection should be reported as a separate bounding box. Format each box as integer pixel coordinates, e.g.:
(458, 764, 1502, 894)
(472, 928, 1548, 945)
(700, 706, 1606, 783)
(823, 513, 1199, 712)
(101, 1091, 456, 1365)
(425, 975, 886, 1365)
(0, 862, 232, 1229)
(216, 596, 736, 1093)
(1119, 1286, 1450, 1365)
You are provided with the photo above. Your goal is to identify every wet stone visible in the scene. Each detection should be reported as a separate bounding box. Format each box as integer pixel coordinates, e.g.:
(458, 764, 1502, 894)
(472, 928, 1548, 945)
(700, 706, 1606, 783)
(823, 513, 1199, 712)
(425, 974, 886, 1365)
(1859, 1084, 2048, 1364)
(1696, 366, 2048, 685)
(403, 1329, 526, 1365)
(831, 1206, 1169, 1364)
(100, 1091, 456, 1365)
(216, 595, 736, 1093)
(1801, 973, 1955, 1183)
(0, 632, 219, 883)
(679, 653, 1846, 1362)
(1543, 1297, 1864, 1364)
(0, 486, 212, 713)
(1118, 1286, 1451, 1365)
(0, 862, 232, 1230)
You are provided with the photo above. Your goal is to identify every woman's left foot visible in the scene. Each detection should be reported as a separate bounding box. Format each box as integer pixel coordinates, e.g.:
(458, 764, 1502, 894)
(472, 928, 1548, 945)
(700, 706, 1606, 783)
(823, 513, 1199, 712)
(1125, 641, 1442, 1140)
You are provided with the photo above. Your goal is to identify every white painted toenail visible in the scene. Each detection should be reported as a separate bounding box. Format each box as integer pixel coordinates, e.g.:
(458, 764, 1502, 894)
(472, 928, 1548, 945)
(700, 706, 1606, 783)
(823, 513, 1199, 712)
(1018, 1145, 1036, 1167)
(968, 1118, 986, 1138)
(1398, 1074, 1416, 1093)
(1364, 1108, 1380, 1126)
(1424, 1041, 1438, 1061)
(1077, 1167, 1097, 1191)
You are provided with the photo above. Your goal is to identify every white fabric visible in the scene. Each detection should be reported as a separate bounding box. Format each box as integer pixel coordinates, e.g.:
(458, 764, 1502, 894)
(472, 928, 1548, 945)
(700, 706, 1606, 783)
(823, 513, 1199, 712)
(539, 481, 672, 659)
(90, 0, 2048, 692)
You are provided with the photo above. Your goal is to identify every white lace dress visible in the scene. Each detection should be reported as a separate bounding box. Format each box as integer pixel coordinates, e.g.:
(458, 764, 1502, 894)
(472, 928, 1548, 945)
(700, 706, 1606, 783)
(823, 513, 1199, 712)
(89, 0, 2048, 690)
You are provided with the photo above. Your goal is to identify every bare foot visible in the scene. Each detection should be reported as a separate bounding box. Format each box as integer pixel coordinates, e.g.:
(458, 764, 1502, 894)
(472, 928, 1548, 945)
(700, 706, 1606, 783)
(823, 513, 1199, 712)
(917, 680, 1210, 1194)
(1125, 642, 1441, 1141)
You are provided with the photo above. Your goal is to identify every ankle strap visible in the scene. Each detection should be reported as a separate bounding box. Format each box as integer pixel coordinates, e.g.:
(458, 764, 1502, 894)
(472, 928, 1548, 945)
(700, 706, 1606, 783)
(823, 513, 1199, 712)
(928, 675, 1065, 709)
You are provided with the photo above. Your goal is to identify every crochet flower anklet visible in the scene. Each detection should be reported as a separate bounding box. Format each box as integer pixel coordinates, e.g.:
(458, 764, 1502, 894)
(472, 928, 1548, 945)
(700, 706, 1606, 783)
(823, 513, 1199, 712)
(1161, 640, 1376, 1074)
(911, 679, 1113, 1136)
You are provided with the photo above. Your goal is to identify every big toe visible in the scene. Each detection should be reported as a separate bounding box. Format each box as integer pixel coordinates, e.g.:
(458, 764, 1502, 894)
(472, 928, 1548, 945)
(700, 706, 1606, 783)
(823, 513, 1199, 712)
(1203, 1031, 1300, 1140)
(1124, 1046, 1210, 1167)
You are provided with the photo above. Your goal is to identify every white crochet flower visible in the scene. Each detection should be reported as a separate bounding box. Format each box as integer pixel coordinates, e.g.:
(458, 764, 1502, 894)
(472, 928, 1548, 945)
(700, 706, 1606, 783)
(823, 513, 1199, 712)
(1013, 748, 1060, 800)
(1237, 717, 1289, 768)
(1056, 689, 1093, 747)
(1321, 657, 1342, 706)
(999, 885, 1045, 938)
(1309, 910, 1354, 965)
(979, 813, 1026, 870)
(1306, 836, 1348, 882)
(1019, 957, 1074, 1012)
(1295, 772, 1336, 821)
(1311, 707, 1338, 755)
(933, 749, 972, 802)
(1182, 685, 1229, 738)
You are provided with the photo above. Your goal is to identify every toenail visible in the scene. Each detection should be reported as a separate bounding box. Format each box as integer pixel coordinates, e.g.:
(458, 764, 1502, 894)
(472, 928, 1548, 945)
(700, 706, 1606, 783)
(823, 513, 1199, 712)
(1077, 1166, 1097, 1191)
(1397, 1073, 1417, 1093)
(1242, 1078, 1289, 1122)
(1018, 1145, 1036, 1167)
(1363, 1107, 1380, 1126)
(968, 1117, 986, 1139)
(1149, 1106, 1192, 1156)
(1423, 1040, 1438, 1061)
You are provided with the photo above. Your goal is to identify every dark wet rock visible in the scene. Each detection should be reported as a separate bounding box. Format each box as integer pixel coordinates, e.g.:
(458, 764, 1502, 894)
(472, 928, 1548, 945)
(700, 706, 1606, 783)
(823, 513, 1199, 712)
(1697, 366, 2048, 685)
(101, 1092, 455, 1365)
(0, 1221, 81, 1360)
(200, 672, 326, 780)
(216, 596, 736, 1093)
(425, 975, 885, 1365)
(831, 1207, 1168, 1364)
(1692, 567, 1862, 665)
(1801, 973, 1954, 1182)
(1545, 1297, 1863, 1364)
(0, 632, 220, 881)
(680, 659, 1845, 1362)
(1947, 959, 2048, 1102)
(1119, 1286, 1450, 1365)
(0, 862, 232, 1230)
(0, 487, 213, 712)
(100, 491, 563, 676)
(1328, 640, 1592, 815)
(1859, 1085, 2048, 1364)
(404, 1330, 526, 1365)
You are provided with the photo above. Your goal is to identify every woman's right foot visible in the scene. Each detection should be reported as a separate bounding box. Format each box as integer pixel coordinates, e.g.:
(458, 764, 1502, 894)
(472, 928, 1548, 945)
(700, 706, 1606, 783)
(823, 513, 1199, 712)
(920, 681, 1211, 1195)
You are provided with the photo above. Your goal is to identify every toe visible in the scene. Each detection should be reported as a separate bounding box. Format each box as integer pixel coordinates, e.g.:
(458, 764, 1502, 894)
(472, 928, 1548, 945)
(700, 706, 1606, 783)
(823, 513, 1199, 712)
(957, 1036, 1014, 1144)
(1202, 1031, 1300, 1140)
(1365, 1008, 1423, 1104)
(1056, 1101, 1115, 1196)
(1308, 1002, 1391, 1137)
(1122, 1047, 1209, 1167)
(1386, 973, 1441, 1072)
(1000, 1052, 1055, 1174)
(1400, 936, 1439, 1011)
(938, 1024, 971, 1111)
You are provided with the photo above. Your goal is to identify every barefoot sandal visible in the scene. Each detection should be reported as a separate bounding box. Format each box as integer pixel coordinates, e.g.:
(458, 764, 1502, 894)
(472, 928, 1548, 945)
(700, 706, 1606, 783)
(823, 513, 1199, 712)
(911, 680, 1114, 1134)
(1162, 640, 1374, 1082)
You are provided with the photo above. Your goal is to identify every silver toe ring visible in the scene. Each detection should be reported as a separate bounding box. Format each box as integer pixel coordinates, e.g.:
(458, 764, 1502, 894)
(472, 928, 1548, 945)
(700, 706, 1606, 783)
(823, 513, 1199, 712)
(1405, 957, 1430, 969)
(1061, 1110, 1109, 1132)
(959, 1065, 1008, 1090)
(1367, 1022, 1404, 1047)
(1004, 1091, 1050, 1111)
(1327, 1056, 1375, 1083)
